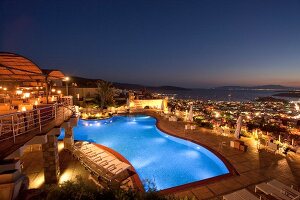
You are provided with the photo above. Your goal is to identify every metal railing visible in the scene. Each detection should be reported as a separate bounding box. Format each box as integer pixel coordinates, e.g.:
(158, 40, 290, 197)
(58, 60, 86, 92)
(0, 101, 75, 143)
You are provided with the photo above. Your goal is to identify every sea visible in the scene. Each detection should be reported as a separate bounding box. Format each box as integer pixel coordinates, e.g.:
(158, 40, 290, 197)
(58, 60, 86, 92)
(155, 89, 299, 102)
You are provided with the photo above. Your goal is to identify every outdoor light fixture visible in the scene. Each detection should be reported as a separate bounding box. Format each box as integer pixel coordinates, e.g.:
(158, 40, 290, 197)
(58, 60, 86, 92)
(51, 88, 56, 92)
(16, 90, 23, 95)
(64, 76, 70, 96)
(57, 90, 62, 94)
(3, 87, 7, 91)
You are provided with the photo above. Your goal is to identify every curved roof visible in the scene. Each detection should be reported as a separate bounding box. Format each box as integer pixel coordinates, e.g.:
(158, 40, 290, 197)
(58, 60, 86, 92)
(42, 69, 65, 80)
(0, 52, 65, 82)
(0, 52, 44, 81)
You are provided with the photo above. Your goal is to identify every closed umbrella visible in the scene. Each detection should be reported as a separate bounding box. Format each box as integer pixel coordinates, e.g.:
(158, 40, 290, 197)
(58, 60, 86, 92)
(189, 106, 193, 122)
(161, 100, 165, 111)
(234, 116, 242, 139)
(127, 98, 130, 108)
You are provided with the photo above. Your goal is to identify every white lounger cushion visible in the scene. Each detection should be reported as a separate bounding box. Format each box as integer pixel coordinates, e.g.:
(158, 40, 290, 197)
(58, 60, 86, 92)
(74, 141, 131, 180)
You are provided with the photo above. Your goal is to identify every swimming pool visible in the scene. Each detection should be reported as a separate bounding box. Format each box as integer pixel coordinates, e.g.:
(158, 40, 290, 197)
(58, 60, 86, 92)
(59, 115, 230, 190)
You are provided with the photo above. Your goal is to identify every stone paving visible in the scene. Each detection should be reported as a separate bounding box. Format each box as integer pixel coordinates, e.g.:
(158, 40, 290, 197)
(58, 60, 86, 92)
(147, 111, 300, 199)
(20, 142, 91, 189)
(20, 111, 300, 199)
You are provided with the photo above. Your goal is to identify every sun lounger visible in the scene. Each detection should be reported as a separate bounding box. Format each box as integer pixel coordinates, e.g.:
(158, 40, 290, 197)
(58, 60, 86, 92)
(86, 149, 105, 155)
(93, 153, 112, 162)
(105, 159, 123, 170)
(94, 156, 111, 164)
(255, 182, 291, 200)
(85, 151, 99, 157)
(223, 189, 260, 200)
(96, 156, 116, 166)
(73, 141, 132, 183)
(89, 153, 104, 160)
(109, 162, 131, 175)
(267, 179, 300, 199)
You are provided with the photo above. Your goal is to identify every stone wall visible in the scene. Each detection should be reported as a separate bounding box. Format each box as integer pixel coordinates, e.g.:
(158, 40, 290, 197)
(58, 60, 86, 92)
(42, 135, 60, 184)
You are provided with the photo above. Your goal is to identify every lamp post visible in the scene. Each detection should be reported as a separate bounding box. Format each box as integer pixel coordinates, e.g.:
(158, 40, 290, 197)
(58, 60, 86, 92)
(64, 77, 70, 96)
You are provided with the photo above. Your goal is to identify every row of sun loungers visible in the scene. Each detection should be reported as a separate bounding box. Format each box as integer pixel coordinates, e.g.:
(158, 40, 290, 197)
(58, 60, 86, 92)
(223, 179, 299, 200)
(73, 142, 131, 183)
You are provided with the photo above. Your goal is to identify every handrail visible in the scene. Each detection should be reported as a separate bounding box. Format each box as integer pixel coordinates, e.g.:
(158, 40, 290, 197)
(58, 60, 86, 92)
(0, 104, 57, 118)
(0, 100, 75, 143)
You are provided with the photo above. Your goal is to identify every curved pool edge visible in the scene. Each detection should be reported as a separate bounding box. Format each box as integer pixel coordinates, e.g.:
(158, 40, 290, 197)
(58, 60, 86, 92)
(141, 112, 239, 194)
(74, 112, 238, 194)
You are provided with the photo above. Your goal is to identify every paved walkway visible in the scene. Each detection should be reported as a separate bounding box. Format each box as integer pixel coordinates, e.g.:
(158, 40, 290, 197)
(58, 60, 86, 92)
(20, 142, 91, 189)
(20, 111, 300, 199)
(145, 111, 300, 200)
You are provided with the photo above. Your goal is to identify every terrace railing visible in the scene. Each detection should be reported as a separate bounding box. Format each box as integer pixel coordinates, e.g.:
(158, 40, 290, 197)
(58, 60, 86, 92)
(0, 102, 75, 143)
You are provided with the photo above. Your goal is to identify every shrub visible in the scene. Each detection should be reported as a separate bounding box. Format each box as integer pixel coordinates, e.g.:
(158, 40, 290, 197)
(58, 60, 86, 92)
(36, 176, 192, 200)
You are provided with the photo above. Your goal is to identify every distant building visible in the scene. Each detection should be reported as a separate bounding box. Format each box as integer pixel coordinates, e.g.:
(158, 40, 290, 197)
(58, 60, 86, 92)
(128, 93, 168, 112)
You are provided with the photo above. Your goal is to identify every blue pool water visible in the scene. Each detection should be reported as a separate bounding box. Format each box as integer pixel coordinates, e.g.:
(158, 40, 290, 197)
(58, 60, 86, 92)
(59, 115, 229, 190)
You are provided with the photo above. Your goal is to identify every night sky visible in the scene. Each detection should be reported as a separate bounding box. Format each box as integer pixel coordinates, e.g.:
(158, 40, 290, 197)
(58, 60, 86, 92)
(1, 0, 300, 88)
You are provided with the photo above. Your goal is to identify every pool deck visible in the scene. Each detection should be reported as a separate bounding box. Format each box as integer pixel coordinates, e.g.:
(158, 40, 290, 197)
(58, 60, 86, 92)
(20, 142, 92, 189)
(143, 111, 300, 200)
(20, 112, 300, 199)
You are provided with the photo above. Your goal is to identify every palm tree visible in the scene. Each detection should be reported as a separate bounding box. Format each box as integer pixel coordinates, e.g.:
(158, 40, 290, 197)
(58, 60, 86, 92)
(96, 80, 114, 110)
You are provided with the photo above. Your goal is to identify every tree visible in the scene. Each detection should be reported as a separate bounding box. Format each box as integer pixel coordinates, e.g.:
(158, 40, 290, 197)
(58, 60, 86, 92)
(96, 80, 114, 110)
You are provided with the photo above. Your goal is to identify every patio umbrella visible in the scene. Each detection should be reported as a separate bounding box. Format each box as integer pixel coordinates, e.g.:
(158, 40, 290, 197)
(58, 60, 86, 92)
(126, 98, 130, 108)
(185, 110, 188, 121)
(234, 116, 242, 139)
(161, 100, 165, 111)
(189, 106, 193, 122)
